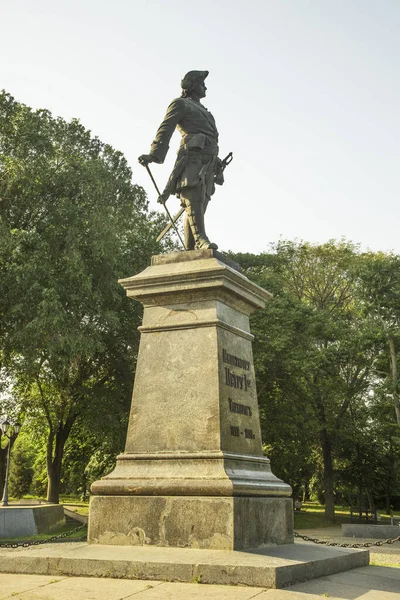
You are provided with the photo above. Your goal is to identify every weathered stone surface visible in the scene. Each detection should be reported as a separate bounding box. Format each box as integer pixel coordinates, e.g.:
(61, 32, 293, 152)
(91, 251, 290, 498)
(88, 496, 293, 549)
(151, 248, 241, 271)
(90, 250, 292, 549)
(0, 504, 65, 537)
(342, 523, 400, 539)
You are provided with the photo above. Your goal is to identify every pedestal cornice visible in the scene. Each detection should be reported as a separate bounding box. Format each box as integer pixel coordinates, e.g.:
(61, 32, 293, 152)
(119, 249, 272, 314)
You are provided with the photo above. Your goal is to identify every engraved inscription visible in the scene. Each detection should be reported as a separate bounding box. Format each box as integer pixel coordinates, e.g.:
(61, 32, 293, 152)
(223, 349, 250, 371)
(225, 367, 251, 391)
(230, 425, 240, 437)
(229, 398, 252, 416)
(244, 428, 256, 439)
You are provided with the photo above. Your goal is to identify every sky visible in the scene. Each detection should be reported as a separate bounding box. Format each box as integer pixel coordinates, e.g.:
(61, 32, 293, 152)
(1, 0, 399, 255)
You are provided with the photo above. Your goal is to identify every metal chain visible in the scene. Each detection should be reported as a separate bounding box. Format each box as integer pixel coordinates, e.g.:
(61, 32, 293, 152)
(0, 523, 86, 549)
(2, 525, 398, 551)
(294, 531, 400, 548)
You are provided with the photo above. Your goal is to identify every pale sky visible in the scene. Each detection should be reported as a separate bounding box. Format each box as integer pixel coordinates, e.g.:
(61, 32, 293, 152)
(1, 0, 399, 255)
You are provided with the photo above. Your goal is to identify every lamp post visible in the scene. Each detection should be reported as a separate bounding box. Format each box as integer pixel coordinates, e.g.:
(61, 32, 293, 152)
(1, 420, 21, 507)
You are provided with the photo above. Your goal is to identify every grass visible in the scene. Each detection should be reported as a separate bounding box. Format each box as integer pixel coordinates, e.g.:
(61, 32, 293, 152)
(9, 494, 90, 517)
(371, 561, 400, 568)
(294, 502, 400, 530)
(7, 497, 399, 536)
(294, 502, 350, 529)
(62, 502, 89, 516)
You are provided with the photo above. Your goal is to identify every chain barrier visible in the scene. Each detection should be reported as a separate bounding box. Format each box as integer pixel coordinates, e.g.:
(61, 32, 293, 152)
(294, 531, 400, 548)
(0, 523, 86, 549)
(2, 524, 398, 551)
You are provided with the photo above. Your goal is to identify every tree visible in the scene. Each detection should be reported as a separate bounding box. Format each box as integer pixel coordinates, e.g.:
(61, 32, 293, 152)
(233, 241, 377, 522)
(0, 431, 17, 499)
(8, 433, 34, 499)
(230, 252, 319, 498)
(335, 392, 400, 513)
(358, 253, 400, 426)
(0, 386, 21, 497)
(0, 91, 165, 502)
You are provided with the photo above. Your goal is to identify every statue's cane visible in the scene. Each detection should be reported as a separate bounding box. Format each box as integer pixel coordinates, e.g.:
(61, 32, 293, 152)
(143, 164, 186, 250)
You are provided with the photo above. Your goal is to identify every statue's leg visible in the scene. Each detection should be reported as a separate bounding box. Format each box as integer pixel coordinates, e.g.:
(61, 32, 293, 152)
(181, 187, 217, 250)
(203, 194, 210, 214)
(184, 210, 195, 250)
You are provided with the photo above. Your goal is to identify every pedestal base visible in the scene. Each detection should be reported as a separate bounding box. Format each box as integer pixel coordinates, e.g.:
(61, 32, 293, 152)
(88, 496, 294, 550)
(90, 251, 293, 551)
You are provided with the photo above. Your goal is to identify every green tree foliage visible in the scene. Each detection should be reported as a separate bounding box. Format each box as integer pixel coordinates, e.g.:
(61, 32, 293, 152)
(0, 91, 164, 502)
(358, 253, 400, 426)
(231, 251, 319, 500)
(0, 432, 12, 498)
(0, 386, 21, 496)
(8, 433, 34, 498)
(233, 241, 379, 522)
(1, 89, 399, 516)
(335, 394, 400, 513)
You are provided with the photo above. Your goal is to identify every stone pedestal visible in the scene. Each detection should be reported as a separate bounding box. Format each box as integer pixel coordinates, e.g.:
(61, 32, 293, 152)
(89, 250, 293, 549)
(0, 504, 65, 538)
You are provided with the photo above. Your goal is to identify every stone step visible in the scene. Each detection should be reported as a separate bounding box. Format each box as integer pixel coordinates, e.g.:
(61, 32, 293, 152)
(0, 541, 368, 588)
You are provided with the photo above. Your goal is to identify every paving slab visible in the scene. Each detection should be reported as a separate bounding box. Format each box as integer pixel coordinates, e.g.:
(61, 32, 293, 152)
(259, 588, 399, 600)
(1, 567, 400, 599)
(285, 565, 400, 599)
(0, 575, 265, 600)
(0, 575, 164, 600)
(0, 540, 368, 588)
(356, 564, 400, 580)
(0, 574, 66, 600)
(132, 581, 265, 599)
(258, 592, 341, 599)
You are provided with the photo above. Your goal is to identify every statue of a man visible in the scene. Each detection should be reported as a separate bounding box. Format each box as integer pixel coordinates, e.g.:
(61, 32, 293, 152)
(139, 70, 225, 250)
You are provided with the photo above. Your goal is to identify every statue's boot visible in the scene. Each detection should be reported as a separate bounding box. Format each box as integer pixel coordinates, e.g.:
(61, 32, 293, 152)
(187, 201, 218, 250)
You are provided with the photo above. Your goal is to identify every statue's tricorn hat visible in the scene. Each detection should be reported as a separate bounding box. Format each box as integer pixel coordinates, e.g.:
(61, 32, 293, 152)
(181, 70, 209, 90)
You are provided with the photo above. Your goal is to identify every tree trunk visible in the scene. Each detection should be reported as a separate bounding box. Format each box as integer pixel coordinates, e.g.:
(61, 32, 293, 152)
(46, 413, 77, 504)
(320, 427, 335, 523)
(46, 430, 56, 503)
(385, 485, 391, 515)
(46, 428, 68, 504)
(384, 443, 395, 514)
(388, 334, 400, 426)
(365, 488, 375, 512)
(314, 382, 335, 523)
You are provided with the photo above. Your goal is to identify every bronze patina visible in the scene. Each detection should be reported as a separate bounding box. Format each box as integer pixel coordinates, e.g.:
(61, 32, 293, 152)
(139, 70, 231, 250)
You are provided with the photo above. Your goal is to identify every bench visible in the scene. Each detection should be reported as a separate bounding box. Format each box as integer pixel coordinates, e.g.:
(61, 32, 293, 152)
(350, 507, 377, 524)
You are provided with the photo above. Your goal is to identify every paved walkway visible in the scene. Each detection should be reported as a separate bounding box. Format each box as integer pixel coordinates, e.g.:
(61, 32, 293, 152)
(1, 526, 399, 599)
(0, 565, 399, 599)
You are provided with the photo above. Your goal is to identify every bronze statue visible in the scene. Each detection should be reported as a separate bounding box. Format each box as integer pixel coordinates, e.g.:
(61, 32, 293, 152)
(139, 71, 231, 251)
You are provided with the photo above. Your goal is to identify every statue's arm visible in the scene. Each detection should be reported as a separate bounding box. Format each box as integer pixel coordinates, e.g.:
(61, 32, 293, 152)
(139, 99, 185, 167)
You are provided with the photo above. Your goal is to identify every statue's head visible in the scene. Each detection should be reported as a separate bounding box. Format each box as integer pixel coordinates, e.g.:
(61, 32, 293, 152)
(181, 70, 209, 99)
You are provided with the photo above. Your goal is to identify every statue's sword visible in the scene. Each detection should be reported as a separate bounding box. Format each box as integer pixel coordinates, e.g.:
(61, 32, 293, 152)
(156, 207, 185, 242)
(144, 165, 186, 250)
(156, 152, 233, 243)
